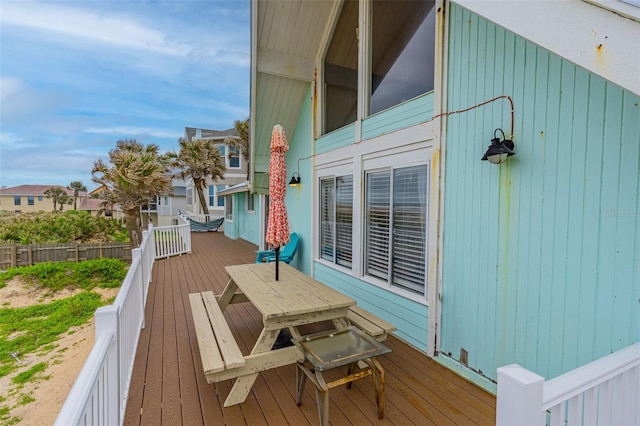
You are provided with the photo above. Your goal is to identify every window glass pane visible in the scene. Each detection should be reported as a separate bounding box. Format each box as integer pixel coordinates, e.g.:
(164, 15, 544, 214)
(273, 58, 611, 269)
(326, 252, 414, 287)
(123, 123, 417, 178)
(370, 0, 436, 115)
(217, 145, 226, 156)
(209, 186, 215, 206)
(14, 196, 21, 206)
(28, 196, 34, 206)
(336, 176, 353, 267)
(365, 171, 391, 281)
(225, 196, 233, 220)
(247, 194, 255, 212)
(229, 146, 240, 168)
(320, 178, 335, 261)
(217, 185, 225, 207)
(186, 188, 192, 205)
(324, 0, 359, 134)
(392, 165, 428, 295)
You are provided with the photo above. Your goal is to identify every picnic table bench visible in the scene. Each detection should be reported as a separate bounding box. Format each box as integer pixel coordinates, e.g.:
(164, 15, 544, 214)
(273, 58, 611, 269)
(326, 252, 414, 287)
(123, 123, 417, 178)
(188, 262, 396, 408)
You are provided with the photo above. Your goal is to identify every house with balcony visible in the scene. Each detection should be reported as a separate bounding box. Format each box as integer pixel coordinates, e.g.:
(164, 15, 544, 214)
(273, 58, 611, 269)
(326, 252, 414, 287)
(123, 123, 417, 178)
(182, 126, 263, 245)
(237, 0, 638, 412)
(54, 1, 639, 424)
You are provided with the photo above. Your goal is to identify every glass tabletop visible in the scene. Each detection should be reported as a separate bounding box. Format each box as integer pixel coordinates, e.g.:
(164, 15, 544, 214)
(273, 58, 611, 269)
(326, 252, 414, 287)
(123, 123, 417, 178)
(291, 326, 391, 372)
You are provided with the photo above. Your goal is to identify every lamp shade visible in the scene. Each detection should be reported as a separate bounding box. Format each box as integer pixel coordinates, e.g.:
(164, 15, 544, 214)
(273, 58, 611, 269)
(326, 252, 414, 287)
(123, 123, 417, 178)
(288, 173, 300, 186)
(482, 129, 515, 164)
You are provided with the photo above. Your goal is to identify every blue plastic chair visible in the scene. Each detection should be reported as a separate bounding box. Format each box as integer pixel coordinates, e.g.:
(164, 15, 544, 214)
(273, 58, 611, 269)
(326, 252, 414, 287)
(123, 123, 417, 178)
(255, 233, 299, 264)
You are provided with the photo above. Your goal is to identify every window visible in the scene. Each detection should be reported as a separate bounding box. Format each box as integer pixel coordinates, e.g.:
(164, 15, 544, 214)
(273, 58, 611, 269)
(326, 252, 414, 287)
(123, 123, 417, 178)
(14, 196, 21, 206)
(216, 185, 226, 207)
(164, 196, 169, 206)
(225, 195, 233, 221)
(229, 146, 240, 168)
(38, 196, 43, 201)
(247, 193, 255, 212)
(186, 188, 193, 205)
(320, 176, 353, 268)
(365, 165, 428, 296)
(28, 196, 34, 206)
(323, 0, 359, 134)
(209, 186, 215, 206)
(370, 0, 436, 115)
(322, 0, 436, 132)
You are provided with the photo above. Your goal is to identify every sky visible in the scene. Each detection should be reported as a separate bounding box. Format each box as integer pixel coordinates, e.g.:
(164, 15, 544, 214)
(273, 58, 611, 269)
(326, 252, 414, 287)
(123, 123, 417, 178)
(0, 0, 250, 191)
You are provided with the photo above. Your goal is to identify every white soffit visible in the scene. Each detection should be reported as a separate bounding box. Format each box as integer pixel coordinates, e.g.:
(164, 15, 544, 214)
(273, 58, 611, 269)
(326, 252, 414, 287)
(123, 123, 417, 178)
(452, 0, 640, 96)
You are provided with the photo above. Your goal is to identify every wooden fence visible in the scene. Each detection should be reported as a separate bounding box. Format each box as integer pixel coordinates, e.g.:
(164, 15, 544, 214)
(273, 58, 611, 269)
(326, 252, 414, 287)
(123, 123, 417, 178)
(0, 242, 131, 269)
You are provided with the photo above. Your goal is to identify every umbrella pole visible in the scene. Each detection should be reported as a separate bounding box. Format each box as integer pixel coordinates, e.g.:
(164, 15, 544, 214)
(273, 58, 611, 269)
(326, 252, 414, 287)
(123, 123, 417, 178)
(275, 246, 280, 280)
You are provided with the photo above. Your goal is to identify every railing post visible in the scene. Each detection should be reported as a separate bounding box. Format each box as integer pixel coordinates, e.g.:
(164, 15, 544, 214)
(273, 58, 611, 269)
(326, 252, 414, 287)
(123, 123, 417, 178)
(131, 248, 146, 329)
(497, 364, 545, 426)
(95, 305, 120, 426)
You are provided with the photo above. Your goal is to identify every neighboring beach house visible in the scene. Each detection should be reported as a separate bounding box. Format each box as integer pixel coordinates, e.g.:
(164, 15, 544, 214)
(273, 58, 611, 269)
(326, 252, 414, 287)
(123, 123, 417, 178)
(183, 127, 263, 245)
(221, 0, 640, 395)
(0, 184, 89, 214)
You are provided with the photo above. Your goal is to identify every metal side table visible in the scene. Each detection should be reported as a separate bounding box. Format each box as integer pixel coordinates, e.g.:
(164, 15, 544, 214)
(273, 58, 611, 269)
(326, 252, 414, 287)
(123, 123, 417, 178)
(292, 326, 391, 426)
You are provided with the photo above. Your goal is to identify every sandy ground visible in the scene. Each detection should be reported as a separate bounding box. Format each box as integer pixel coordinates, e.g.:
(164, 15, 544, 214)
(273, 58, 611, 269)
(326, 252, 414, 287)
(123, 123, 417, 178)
(0, 279, 119, 426)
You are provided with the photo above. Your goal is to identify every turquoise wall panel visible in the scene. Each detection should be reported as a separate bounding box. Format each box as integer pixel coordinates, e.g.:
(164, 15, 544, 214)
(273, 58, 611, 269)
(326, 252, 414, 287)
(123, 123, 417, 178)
(316, 124, 355, 154)
(442, 4, 640, 384)
(285, 86, 314, 275)
(362, 94, 433, 141)
(237, 192, 261, 246)
(314, 263, 428, 352)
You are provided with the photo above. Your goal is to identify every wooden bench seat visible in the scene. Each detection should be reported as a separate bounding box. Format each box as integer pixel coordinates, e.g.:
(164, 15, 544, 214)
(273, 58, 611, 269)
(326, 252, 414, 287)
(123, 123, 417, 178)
(347, 305, 396, 342)
(189, 291, 245, 381)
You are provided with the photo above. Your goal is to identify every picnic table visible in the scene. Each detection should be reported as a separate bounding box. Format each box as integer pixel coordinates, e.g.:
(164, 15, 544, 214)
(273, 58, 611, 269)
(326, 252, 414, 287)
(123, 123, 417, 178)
(190, 262, 355, 407)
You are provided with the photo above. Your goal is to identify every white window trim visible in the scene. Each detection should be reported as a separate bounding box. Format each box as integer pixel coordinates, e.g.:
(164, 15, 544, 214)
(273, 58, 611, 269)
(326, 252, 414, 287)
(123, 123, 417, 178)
(314, 124, 437, 305)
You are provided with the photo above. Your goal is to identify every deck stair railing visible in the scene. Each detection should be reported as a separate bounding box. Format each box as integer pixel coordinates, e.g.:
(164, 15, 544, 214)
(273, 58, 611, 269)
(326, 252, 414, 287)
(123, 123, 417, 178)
(496, 342, 640, 425)
(55, 220, 189, 425)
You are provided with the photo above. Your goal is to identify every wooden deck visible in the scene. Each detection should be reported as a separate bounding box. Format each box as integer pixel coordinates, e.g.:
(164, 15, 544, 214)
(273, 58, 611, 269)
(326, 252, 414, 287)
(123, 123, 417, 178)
(124, 233, 496, 425)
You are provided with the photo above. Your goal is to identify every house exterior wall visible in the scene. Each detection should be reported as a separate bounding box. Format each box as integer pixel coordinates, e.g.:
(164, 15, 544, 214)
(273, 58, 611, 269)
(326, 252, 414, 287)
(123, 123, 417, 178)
(0, 194, 55, 213)
(440, 3, 640, 388)
(236, 191, 261, 246)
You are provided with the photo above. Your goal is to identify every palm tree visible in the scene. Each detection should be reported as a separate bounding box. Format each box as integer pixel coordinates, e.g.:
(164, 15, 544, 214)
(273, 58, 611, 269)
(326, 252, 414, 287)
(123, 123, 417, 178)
(68, 181, 87, 210)
(225, 118, 250, 179)
(43, 187, 68, 212)
(168, 138, 226, 216)
(92, 139, 172, 248)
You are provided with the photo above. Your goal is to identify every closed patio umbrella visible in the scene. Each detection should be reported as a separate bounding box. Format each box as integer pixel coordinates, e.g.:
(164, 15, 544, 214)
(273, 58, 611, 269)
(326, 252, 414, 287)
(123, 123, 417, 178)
(265, 124, 290, 280)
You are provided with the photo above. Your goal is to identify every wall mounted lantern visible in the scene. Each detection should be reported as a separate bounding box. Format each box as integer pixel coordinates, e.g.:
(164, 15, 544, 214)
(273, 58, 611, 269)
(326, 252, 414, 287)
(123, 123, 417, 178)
(288, 172, 301, 187)
(482, 128, 515, 164)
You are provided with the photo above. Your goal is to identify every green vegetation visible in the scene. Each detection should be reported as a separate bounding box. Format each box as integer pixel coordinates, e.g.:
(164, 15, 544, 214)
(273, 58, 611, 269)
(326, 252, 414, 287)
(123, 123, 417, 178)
(0, 211, 128, 244)
(0, 293, 104, 378)
(0, 258, 128, 291)
(11, 363, 48, 385)
(0, 258, 125, 424)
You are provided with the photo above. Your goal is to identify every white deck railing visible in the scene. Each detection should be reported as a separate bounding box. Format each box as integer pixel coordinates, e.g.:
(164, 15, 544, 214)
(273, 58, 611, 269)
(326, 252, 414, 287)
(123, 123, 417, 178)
(496, 342, 640, 426)
(55, 221, 191, 426)
(153, 216, 191, 259)
(181, 211, 224, 224)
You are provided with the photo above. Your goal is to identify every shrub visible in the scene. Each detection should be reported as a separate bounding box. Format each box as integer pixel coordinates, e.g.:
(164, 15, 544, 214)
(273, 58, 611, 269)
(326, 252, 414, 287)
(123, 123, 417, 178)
(0, 212, 128, 244)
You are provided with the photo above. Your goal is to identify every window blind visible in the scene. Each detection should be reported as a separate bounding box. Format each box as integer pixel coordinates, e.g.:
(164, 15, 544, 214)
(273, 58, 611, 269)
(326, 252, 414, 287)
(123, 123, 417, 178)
(336, 176, 353, 267)
(392, 166, 427, 295)
(365, 171, 391, 280)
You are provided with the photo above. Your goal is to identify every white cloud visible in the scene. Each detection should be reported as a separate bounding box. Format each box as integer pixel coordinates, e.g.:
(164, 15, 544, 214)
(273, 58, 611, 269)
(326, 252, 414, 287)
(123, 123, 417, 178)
(0, 2, 188, 56)
(84, 126, 182, 139)
(0, 2, 249, 66)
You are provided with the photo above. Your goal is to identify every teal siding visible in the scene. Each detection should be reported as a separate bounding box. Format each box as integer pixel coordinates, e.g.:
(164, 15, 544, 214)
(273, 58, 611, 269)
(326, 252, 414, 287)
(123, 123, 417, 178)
(442, 4, 640, 384)
(237, 192, 261, 246)
(314, 263, 428, 352)
(285, 86, 314, 275)
(362, 94, 433, 140)
(316, 124, 355, 154)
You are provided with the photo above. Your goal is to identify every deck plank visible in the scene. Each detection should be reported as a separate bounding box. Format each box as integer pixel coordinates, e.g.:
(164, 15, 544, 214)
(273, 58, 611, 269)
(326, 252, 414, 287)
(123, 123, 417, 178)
(124, 232, 496, 425)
